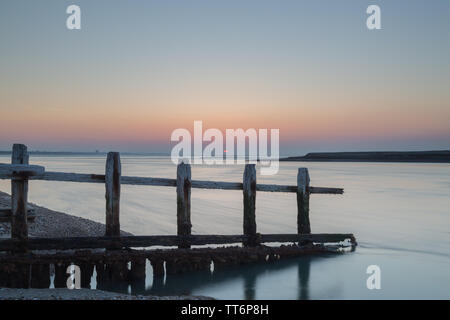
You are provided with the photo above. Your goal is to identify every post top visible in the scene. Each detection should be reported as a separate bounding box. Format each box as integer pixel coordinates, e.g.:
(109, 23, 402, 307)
(297, 167, 310, 193)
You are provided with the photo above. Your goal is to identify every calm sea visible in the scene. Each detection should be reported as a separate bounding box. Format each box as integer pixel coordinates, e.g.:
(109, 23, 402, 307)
(1, 155, 449, 299)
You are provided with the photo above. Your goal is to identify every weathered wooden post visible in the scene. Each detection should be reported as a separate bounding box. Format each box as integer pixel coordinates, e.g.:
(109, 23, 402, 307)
(11, 144, 29, 243)
(79, 263, 94, 289)
(129, 258, 146, 294)
(150, 259, 165, 278)
(105, 152, 121, 237)
(105, 153, 127, 282)
(177, 162, 192, 248)
(297, 168, 311, 234)
(31, 264, 50, 289)
(243, 164, 257, 246)
(54, 263, 70, 288)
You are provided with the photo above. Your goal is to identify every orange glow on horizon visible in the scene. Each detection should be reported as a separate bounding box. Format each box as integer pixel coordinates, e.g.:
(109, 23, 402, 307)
(1, 85, 450, 149)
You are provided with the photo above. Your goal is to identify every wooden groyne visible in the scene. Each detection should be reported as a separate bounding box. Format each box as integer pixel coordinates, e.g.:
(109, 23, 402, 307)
(0, 144, 355, 289)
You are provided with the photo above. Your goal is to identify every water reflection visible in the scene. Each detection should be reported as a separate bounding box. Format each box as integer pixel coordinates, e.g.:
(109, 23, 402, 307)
(298, 258, 310, 300)
(119, 256, 322, 299)
(0, 255, 319, 299)
(244, 272, 257, 300)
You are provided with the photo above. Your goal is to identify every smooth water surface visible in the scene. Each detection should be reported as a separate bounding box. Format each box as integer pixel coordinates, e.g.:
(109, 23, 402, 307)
(1, 155, 449, 299)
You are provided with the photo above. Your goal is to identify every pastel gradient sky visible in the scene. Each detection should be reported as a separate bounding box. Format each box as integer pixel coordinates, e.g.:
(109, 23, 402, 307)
(1, 0, 450, 155)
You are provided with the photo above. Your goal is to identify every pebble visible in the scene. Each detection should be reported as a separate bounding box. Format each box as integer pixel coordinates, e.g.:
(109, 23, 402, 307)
(0, 191, 132, 238)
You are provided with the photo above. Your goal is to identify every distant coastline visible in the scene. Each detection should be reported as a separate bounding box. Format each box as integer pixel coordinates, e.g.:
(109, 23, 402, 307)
(280, 151, 450, 163)
(2, 150, 450, 163)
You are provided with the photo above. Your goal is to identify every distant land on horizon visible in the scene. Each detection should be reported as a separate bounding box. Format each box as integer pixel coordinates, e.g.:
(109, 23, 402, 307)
(280, 151, 450, 163)
(1, 150, 450, 163)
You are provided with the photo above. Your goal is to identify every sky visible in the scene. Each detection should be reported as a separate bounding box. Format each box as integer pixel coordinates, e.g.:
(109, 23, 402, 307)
(1, 0, 450, 155)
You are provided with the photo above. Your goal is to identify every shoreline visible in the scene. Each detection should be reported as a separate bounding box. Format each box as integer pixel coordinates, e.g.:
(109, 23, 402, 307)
(0, 191, 213, 300)
(0, 191, 132, 238)
(0, 288, 212, 300)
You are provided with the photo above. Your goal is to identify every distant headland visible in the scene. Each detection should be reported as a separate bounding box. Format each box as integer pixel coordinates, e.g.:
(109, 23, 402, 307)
(280, 151, 450, 163)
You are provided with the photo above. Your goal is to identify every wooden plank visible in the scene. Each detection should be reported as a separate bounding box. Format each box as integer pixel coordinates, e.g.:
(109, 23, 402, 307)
(27, 171, 106, 183)
(260, 233, 355, 243)
(243, 164, 257, 246)
(0, 217, 34, 223)
(0, 164, 45, 178)
(191, 180, 241, 190)
(176, 162, 192, 248)
(0, 233, 356, 251)
(297, 168, 311, 234)
(0, 243, 356, 282)
(122, 176, 176, 187)
(3, 170, 344, 194)
(11, 144, 29, 243)
(0, 207, 35, 214)
(105, 152, 121, 237)
(0, 208, 36, 222)
(308, 186, 343, 194)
